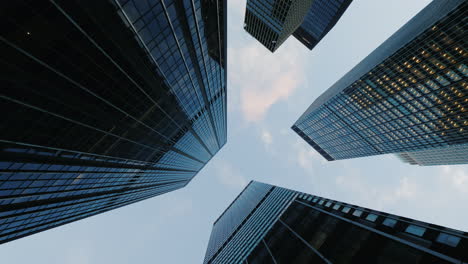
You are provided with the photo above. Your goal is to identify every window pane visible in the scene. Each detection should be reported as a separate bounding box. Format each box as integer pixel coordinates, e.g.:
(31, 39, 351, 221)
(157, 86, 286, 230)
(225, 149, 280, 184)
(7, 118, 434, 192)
(366, 213, 378, 222)
(405, 225, 426, 236)
(353, 209, 363, 217)
(383, 218, 397, 228)
(436, 233, 461, 247)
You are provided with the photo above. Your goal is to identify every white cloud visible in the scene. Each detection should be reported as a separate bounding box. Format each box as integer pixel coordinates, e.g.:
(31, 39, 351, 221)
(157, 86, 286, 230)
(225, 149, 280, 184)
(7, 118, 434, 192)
(229, 40, 305, 122)
(394, 177, 417, 199)
(163, 198, 194, 218)
(260, 130, 273, 146)
(378, 176, 420, 207)
(215, 161, 247, 189)
(229, 0, 246, 14)
(440, 166, 468, 194)
(292, 139, 324, 172)
(65, 244, 92, 264)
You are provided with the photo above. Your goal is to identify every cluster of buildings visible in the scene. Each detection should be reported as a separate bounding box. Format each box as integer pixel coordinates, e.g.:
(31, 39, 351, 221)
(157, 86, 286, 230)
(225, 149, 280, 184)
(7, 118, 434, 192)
(0, 0, 466, 263)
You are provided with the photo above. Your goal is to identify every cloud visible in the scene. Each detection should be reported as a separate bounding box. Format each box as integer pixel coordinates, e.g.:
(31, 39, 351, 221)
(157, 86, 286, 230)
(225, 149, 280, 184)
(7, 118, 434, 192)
(65, 242, 93, 264)
(215, 161, 247, 189)
(394, 177, 417, 199)
(229, 40, 305, 122)
(440, 166, 468, 194)
(376, 176, 420, 207)
(163, 197, 194, 218)
(292, 139, 326, 171)
(229, 0, 246, 14)
(260, 129, 273, 146)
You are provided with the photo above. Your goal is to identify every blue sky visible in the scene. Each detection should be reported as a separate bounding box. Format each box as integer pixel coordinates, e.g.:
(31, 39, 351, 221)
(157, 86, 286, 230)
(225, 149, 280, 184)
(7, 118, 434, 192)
(1, 0, 467, 263)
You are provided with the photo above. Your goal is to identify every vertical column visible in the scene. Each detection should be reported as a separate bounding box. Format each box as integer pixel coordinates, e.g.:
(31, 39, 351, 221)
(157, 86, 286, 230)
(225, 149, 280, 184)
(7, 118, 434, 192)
(277, 218, 332, 264)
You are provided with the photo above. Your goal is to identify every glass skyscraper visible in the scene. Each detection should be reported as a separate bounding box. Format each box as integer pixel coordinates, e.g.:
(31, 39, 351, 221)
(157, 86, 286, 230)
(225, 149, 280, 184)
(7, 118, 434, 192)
(204, 181, 467, 264)
(292, 0, 467, 163)
(0, 0, 226, 244)
(397, 143, 468, 166)
(244, 0, 352, 52)
(293, 0, 352, 50)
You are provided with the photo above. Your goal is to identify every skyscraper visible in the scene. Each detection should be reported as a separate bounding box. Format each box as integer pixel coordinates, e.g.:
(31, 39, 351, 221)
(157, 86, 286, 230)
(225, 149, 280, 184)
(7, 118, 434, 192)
(0, 0, 226, 244)
(397, 143, 468, 166)
(293, 0, 353, 50)
(204, 181, 467, 264)
(244, 0, 352, 52)
(292, 0, 467, 163)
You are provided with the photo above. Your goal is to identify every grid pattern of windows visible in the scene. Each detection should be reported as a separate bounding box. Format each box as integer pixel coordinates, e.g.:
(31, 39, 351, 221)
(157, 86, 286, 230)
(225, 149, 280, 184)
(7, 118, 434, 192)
(244, 0, 314, 52)
(205, 181, 468, 264)
(204, 182, 273, 263)
(397, 143, 468, 166)
(0, 0, 226, 244)
(293, 0, 352, 50)
(204, 182, 297, 264)
(293, 1, 467, 162)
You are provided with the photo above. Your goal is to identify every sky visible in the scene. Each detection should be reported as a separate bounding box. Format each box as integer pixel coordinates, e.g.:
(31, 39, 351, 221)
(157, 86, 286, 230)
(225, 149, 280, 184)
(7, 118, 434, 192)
(1, 0, 467, 263)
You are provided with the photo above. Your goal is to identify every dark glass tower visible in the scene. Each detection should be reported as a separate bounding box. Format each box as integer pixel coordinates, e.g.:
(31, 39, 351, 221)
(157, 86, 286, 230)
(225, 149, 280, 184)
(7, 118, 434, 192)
(0, 0, 226, 244)
(204, 181, 467, 264)
(293, 0, 353, 50)
(292, 0, 467, 163)
(243, 0, 352, 52)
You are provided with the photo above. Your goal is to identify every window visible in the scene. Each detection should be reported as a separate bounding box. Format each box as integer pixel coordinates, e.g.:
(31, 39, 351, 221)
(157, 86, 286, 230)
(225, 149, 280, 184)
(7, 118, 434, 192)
(318, 200, 325, 205)
(352, 209, 363, 217)
(0, 162, 11, 169)
(325, 202, 332, 207)
(382, 218, 397, 228)
(366, 214, 378, 222)
(436, 233, 461, 247)
(312, 198, 319, 203)
(405, 225, 426, 237)
(333, 204, 340, 210)
(342, 207, 350, 213)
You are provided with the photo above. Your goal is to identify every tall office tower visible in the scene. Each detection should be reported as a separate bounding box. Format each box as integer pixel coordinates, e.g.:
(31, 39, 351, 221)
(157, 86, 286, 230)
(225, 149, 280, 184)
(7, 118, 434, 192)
(293, 0, 353, 50)
(0, 0, 226, 244)
(204, 181, 467, 264)
(397, 143, 468, 166)
(292, 0, 467, 163)
(244, 0, 352, 52)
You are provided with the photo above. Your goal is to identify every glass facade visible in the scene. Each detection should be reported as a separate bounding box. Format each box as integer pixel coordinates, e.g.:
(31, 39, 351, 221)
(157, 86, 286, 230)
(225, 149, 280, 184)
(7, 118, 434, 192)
(0, 0, 226, 244)
(205, 181, 468, 264)
(244, 0, 351, 52)
(293, 0, 352, 50)
(244, 0, 315, 52)
(293, 0, 467, 162)
(397, 143, 468, 166)
(204, 181, 297, 264)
